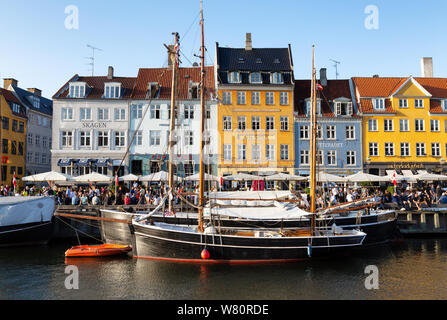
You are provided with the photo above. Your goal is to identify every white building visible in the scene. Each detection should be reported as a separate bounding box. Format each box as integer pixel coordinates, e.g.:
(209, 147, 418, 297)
(51, 67, 136, 177)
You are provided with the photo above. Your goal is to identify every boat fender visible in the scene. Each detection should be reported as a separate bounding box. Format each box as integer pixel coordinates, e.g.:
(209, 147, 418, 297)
(201, 248, 210, 260)
(307, 245, 312, 258)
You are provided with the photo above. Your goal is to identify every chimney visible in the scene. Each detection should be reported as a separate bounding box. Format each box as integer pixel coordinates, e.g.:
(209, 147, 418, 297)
(245, 33, 252, 51)
(3, 78, 18, 90)
(320, 68, 327, 86)
(107, 66, 114, 80)
(373, 74, 380, 78)
(27, 88, 42, 96)
(167, 45, 176, 69)
(421, 57, 433, 78)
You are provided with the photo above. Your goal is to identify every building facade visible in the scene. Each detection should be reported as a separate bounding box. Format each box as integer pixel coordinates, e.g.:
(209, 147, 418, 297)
(352, 76, 447, 175)
(215, 33, 295, 179)
(51, 67, 136, 177)
(129, 66, 217, 177)
(294, 73, 363, 176)
(5, 80, 53, 176)
(0, 86, 27, 187)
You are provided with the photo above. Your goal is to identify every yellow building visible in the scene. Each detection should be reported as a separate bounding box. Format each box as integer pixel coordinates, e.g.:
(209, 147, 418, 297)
(215, 34, 295, 182)
(0, 88, 27, 188)
(352, 76, 447, 175)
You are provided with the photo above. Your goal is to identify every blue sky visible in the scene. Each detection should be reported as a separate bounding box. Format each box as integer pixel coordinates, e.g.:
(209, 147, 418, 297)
(0, 0, 446, 98)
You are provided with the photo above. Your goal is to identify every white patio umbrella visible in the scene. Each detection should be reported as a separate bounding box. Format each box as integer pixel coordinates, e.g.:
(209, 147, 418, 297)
(183, 173, 219, 182)
(264, 173, 307, 181)
(222, 173, 262, 181)
(74, 172, 113, 183)
(140, 171, 182, 182)
(415, 173, 447, 181)
(308, 172, 347, 183)
(22, 171, 73, 182)
(386, 171, 417, 183)
(118, 174, 140, 182)
(346, 172, 390, 183)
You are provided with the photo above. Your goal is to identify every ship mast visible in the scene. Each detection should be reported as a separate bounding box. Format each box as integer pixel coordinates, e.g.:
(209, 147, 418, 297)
(168, 32, 180, 214)
(198, 0, 206, 233)
(310, 45, 317, 235)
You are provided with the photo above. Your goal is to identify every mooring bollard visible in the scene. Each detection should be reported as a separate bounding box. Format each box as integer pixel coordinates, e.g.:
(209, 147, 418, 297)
(407, 213, 412, 222)
(434, 213, 440, 229)
(420, 213, 426, 225)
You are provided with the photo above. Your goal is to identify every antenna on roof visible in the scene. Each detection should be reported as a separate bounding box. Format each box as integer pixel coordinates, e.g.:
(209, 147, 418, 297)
(86, 44, 103, 76)
(329, 59, 340, 80)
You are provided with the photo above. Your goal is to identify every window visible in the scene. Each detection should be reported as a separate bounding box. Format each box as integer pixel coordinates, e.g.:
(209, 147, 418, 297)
(42, 137, 47, 148)
(327, 125, 336, 139)
(415, 99, 424, 108)
(206, 106, 211, 119)
(61, 108, 73, 121)
(12, 120, 17, 132)
(133, 131, 143, 146)
(271, 72, 283, 84)
(34, 152, 40, 164)
(18, 142, 23, 156)
(184, 131, 194, 146)
(401, 143, 410, 157)
(69, 82, 86, 98)
(266, 144, 275, 161)
(98, 108, 109, 121)
(150, 105, 161, 119)
(237, 92, 246, 105)
(104, 83, 121, 99)
(415, 119, 425, 132)
(114, 108, 126, 120)
(27, 152, 32, 163)
(431, 119, 440, 132)
(280, 92, 289, 105)
(369, 143, 379, 157)
(384, 143, 394, 156)
(442, 100, 447, 112)
(346, 126, 355, 139)
(432, 143, 441, 157)
(335, 102, 353, 116)
(280, 145, 289, 160)
(114, 131, 125, 147)
(368, 119, 378, 131)
(399, 119, 409, 132)
(280, 117, 289, 131)
(98, 131, 109, 147)
(317, 150, 324, 165)
(35, 135, 40, 146)
(265, 92, 274, 105)
(300, 150, 309, 165)
(80, 108, 91, 121)
(266, 117, 275, 130)
(223, 145, 232, 161)
(416, 143, 426, 156)
(149, 131, 161, 146)
(327, 150, 337, 166)
(316, 125, 323, 139)
(80, 131, 91, 147)
(184, 105, 194, 119)
(2, 117, 8, 130)
(11, 141, 16, 155)
(228, 72, 241, 84)
(249, 72, 262, 84)
(251, 116, 260, 131)
(399, 99, 408, 108)
(219, 117, 231, 132)
(237, 116, 246, 130)
(237, 144, 246, 161)
(300, 126, 309, 139)
(27, 133, 33, 145)
(62, 131, 73, 147)
(132, 105, 144, 119)
(252, 92, 260, 105)
(252, 144, 261, 161)
(372, 98, 385, 111)
(2, 139, 7, 154)
(384, 119, 394, 131)
(222, 91, 231, 105)
(41, 154, 47, 165)
(12, 103, 21, 114)
(346, 151, 356, 166)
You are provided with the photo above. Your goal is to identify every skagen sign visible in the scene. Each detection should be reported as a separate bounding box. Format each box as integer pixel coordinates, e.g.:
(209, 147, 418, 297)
(81, 122, 108, 129)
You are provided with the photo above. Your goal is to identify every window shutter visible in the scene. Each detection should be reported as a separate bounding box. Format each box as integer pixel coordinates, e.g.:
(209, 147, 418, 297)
(347, 103, 353, 115)
(335, 102, 341, 115)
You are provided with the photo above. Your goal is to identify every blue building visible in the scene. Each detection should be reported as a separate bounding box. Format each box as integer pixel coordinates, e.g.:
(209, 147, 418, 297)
(294, 70, 363, 176)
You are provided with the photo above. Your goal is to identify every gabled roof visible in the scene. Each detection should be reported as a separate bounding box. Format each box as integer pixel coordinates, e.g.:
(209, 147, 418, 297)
(53, 75, 137, 100)
(12, 85, 53, 116)
(294, 79, 357, 118)
(131, 66, 215, 100)
(358, 99, 395, 114)
(0, 88, 27, 119)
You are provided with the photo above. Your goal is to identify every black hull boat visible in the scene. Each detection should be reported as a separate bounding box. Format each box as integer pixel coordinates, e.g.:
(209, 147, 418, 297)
(0, 197, 55, 247)
(130, 221, 366, 263)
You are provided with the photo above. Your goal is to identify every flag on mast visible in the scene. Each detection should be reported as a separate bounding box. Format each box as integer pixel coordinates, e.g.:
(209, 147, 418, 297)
(12, 171, 17, 192)
(392, 172, 397, 187)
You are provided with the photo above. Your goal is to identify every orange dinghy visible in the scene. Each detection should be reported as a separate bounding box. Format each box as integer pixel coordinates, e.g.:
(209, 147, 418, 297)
(65, 244, 132, 257)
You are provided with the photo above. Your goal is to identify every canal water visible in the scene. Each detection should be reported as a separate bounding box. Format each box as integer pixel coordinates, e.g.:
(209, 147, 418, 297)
(1, 238, 447, 300)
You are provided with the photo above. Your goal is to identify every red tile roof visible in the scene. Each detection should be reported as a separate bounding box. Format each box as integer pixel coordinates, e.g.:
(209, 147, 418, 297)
(132, 66, 215, 100)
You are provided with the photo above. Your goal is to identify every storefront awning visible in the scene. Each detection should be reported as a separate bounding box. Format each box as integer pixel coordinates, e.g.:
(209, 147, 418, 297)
(76, 159, 91, 167)
(112, 159, 124, 166)
(57, 159, 73, 166)
(94, 159, 110, 167)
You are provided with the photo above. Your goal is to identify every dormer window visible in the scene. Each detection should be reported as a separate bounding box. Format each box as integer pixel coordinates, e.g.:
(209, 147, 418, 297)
(256, 58, 262, 64)
(334, 101, 353, 116)
(442, 100, 447, 111)
(372, 98, 385, 111)
(228, 72, 241, 84)
(249, 72, 262, 84)
(31, 96, 40, 109)
(271, 72, 283, 84)
(306, 100, 322, 116)
(188, 81, 200, 99)
(104, 83, 121, 99)
(69, 82, 86, 98)
(11, 103, 21, 114)
(238, 58, 245, 64)
(147, 82, 159, 99)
